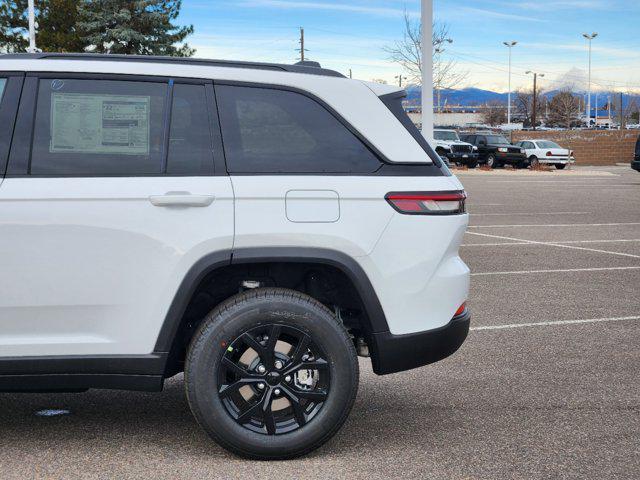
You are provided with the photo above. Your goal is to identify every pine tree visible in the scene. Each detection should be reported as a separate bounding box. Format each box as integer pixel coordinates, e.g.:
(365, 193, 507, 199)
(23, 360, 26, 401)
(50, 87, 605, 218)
(77, 0, 194, 56)
(1, 0, 83, 53)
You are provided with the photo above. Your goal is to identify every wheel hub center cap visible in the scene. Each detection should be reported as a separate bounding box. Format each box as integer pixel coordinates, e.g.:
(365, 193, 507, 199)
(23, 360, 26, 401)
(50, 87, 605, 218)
(266, 371, 281, 386)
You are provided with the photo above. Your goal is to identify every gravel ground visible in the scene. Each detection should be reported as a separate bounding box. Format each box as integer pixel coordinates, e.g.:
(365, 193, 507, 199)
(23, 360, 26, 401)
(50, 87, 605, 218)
(0, 165, 638, 479)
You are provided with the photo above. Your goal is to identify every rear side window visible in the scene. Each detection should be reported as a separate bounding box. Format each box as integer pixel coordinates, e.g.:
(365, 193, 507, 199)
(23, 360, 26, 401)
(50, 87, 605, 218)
(31, 79, 167, 175)
(378, 91, 441, 166)
(0, 78, 6, 99)
(216, 85, 381, 173)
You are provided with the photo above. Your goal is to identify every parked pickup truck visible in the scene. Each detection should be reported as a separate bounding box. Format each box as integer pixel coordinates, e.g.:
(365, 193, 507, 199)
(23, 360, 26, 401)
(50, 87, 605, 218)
(460, 133, 526, 168)
(633, 135, 640, 172)
(433, 129, 479, 167)
(514, 139, 575, 169)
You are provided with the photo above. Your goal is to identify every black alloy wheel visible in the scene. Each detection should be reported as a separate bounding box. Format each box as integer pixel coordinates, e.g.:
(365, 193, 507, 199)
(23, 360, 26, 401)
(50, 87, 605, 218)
(218, 323, 330, 435)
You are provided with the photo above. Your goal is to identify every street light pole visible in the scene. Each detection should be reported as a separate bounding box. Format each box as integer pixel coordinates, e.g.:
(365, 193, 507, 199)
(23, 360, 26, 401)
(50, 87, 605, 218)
(421, 0, 433, 141)
(503, 41, 517, 126)
(27, 0, 37, 53)
(582, 32, 598, 126)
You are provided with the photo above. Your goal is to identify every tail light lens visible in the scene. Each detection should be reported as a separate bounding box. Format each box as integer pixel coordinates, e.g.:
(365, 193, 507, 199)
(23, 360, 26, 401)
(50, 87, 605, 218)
(385, 191, 466, 215)
(454, 302, 466, 317)
(546, 151, 553, 156)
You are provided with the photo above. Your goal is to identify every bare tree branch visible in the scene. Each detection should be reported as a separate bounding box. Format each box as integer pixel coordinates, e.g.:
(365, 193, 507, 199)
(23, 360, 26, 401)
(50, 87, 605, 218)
(383, 12, 468, 90)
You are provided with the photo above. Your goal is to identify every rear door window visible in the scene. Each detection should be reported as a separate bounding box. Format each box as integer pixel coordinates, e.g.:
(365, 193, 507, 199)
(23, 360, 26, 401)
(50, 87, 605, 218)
(0, 78, 6, 99)
(31, 78, 167, 175)
(216, 85, 381, 174)
(166, 83, 214, 175)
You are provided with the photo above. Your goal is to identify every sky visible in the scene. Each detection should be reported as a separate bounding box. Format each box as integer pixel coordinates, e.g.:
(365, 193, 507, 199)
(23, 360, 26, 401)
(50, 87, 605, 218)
(180, 0, 640, 93)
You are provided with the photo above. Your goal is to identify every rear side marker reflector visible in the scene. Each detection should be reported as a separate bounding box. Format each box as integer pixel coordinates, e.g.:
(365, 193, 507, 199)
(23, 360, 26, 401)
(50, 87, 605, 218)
(454, 303, 466, 317)
(385, 191, 467, 215)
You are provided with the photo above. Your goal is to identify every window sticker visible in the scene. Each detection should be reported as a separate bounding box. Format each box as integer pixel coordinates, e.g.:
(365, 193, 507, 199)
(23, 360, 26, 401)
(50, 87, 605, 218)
(50, 93, 151, 155)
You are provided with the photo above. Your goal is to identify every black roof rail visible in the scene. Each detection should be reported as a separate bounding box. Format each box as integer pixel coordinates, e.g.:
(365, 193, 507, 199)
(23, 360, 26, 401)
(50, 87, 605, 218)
(0, 53, 346, 78)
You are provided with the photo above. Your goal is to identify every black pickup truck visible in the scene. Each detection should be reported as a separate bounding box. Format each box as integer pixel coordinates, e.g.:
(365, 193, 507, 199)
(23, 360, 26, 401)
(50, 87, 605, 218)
(460, 133, 527, 168)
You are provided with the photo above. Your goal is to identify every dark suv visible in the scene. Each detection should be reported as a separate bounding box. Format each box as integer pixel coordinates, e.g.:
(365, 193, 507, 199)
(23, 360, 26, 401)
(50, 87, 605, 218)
(461, 133, 527, 168)
(633, 135, 640, 172)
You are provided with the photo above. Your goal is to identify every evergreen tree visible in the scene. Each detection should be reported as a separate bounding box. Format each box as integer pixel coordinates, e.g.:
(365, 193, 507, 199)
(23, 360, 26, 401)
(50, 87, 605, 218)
(1, 0, 83, 53)
(77, 0, 194, 56)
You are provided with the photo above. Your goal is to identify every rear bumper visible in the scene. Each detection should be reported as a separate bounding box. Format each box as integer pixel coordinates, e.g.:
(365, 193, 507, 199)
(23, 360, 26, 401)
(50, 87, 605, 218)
(369, 310, 470, 375)
(538, 157, 575, 164)
(632, 159, 640, 172)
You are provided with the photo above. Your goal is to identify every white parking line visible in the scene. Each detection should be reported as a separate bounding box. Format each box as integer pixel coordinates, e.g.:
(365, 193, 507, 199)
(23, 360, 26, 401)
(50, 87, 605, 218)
(471, 266, 640, 276)
(468, 222, 640, 229)
(467, 231, 640, 259)
(471, 315, 640, 331)
(469, 211, 589, 217)
(461, 239, 640, 247)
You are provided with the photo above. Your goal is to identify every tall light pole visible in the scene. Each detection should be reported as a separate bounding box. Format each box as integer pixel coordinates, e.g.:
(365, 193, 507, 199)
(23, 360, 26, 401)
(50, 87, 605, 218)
(526, 71, 544, 130)
(421, 0, 433, 141)
(434, 40, 452, 113)
(582, 32, 598, 126)
(27, 0, 37, 53)
(395, 74, 407, 88)
(503, 41, 517, 126)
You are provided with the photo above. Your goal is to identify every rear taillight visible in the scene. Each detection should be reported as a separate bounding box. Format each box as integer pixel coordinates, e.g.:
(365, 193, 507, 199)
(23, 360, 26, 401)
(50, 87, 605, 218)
(546, 151, 553, 156)
(385, 191, 466, 215)
(454, 302, 466, 317)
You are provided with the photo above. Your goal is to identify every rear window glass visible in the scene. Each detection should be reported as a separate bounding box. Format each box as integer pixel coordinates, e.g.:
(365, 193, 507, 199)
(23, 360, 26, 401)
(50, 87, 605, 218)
(485, 135, 510, 145)
(537, 141, 561, 149)
(434, 130, 459, 141)
(216, 85, 381, 174)
(0, 78, 6, 100)
(379, 92, 441, 166)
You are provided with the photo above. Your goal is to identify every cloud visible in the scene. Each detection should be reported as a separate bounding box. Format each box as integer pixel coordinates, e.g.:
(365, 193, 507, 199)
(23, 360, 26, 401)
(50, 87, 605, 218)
(456, 6, 546, 22)
(236, 0, 417, 18)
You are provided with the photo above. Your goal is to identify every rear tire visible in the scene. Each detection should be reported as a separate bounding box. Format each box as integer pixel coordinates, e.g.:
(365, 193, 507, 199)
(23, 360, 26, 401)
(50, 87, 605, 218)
(555, 164, 566, 170)
(486, 154, 497, 168)
(529, 156, 539, 168)
(185, 288, 359, 460)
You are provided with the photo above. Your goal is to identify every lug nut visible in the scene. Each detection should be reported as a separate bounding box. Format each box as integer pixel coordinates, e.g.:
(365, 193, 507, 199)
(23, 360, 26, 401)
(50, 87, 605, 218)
(274, 388, 281, 396)
(257, 365, 266, 374)
(285, 375, 292, 383)
(274, 360, 283, 370)
(257, 383, 265, 390)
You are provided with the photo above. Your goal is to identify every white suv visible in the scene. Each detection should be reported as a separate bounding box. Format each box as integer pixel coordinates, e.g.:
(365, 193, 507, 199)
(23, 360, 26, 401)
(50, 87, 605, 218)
(0, 54, 470, 459)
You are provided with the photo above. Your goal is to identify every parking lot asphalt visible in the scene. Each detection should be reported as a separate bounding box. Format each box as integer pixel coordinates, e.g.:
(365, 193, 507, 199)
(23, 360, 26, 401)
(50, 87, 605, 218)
(1, 165, 638, 479)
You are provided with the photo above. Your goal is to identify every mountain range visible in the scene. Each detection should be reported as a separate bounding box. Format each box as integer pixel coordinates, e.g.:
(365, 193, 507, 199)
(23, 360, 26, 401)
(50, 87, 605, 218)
(404, 85, 640, 110)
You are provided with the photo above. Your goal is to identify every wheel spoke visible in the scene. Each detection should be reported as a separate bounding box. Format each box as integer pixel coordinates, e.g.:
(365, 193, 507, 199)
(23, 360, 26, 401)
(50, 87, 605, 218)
(240, 333, 266, 357)
(288, 334, 311, 365)
(261, 388, 276, 434)
(236, 400, 263, 425)
(218, 377, 261, 398)
(221, 356, 257, 379)
(290, 388, 328, 403)
(263, 324, 281, 368)
(280, 386, 306, 427)
(283, 357, 329, 376)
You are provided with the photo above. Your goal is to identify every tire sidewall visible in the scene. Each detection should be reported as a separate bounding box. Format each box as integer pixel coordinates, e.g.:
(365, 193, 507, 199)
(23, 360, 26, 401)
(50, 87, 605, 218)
(185, 290, 358, 458)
